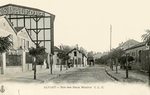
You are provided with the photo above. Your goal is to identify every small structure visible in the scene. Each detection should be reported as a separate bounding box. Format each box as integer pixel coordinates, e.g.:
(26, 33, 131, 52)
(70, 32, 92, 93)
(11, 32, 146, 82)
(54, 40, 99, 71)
(67, 48, 87, 67)
(87, 57, 94, 66)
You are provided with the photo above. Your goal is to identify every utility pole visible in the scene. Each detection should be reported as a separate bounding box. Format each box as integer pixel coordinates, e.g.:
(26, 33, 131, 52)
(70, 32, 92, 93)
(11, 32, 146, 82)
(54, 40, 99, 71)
(110, 25, 112, 52)
(110, 25, 113, 70)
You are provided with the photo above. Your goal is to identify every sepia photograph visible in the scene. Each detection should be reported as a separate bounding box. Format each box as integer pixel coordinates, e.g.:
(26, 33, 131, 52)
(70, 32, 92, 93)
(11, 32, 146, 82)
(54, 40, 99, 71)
(0, 0, 150, 95)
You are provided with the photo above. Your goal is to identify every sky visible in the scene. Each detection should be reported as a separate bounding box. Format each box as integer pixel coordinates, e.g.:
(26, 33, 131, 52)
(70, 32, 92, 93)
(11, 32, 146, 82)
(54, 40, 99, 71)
(1, 0, 150, 52)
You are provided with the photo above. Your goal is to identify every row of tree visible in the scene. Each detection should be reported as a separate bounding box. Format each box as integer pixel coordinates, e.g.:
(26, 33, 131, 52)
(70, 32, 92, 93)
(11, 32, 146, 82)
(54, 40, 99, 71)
(95, 47, 134, 78)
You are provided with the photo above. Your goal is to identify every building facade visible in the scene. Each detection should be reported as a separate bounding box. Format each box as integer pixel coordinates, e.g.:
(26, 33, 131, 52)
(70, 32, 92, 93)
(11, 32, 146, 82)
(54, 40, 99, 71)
(68, 48, 87, 67)
(0, 4, 55, 54)
(125, 42, 146, 69)
(0, 4, 55, 74)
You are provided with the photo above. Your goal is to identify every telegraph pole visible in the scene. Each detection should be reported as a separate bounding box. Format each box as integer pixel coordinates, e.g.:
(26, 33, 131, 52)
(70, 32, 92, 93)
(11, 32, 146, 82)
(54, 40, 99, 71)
(110, 25, 113, 70)
(110, 25, 112, 51)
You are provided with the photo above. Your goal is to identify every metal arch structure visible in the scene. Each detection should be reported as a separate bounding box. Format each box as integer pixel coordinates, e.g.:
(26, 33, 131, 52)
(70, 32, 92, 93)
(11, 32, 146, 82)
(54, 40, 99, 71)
(0, 4, 55, 55)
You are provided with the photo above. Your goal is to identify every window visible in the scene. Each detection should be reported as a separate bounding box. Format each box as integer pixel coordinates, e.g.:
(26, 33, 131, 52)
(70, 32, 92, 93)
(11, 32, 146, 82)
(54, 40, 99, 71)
(74, 52, 77, 56)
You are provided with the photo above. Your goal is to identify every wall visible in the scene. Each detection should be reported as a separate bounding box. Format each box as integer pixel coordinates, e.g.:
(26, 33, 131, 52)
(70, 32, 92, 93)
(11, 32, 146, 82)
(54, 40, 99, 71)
(5, 66, 22, 75)
(36, 65, 46, 71)
(25, 63, 32, 71)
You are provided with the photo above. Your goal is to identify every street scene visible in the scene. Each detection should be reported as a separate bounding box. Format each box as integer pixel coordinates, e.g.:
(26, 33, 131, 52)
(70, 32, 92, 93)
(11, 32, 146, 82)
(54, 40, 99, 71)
(0, 0, 150, 95)
(1, 65, 114, 83)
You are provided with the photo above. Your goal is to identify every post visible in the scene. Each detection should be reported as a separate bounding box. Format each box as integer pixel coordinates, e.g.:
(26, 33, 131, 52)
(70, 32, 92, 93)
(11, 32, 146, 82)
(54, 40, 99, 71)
(21, 50, 26, 72)
(1, 53, 6, 74)
(66, 60, 68, 70)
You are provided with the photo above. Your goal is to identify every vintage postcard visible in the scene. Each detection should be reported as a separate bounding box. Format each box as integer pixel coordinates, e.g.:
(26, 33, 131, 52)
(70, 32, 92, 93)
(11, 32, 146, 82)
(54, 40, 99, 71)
(0, 0, 150, 95)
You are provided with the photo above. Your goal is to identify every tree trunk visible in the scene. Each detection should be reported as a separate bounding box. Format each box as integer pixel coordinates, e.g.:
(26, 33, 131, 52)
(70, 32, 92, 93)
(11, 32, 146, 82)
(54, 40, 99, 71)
(111, 60, 113, 71)
(126, 55, 128, 78)
(148, 64, 150, 85)
(34, 56, 37, 79)
(66, 60, 68, 70)
(115, 58, 118, 73)
(51, 55, 53, 74)
(60, 59, 62, 71)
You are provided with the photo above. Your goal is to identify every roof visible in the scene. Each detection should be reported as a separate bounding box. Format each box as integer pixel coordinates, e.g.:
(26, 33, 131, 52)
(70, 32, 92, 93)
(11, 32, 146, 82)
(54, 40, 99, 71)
(0, 15, 17, 35)
(67, 48, 87, 57)
(125, 42, 145, 51)
(0, 4, 55, 16)
(116, 39, 140, 50)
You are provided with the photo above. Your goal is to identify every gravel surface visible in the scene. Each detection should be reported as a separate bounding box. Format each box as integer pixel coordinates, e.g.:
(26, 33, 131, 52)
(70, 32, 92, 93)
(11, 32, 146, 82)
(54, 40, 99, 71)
(47, 66, 114, 84)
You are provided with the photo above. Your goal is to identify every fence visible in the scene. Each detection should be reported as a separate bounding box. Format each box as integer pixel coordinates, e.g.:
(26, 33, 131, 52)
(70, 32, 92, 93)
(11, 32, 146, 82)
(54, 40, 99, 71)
(6, 53, 22, 66)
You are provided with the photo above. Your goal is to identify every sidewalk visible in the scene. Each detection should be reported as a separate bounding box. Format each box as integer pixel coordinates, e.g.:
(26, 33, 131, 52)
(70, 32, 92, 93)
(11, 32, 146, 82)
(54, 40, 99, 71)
(0, 67, 78, 83)
(105, 65, 149, 84)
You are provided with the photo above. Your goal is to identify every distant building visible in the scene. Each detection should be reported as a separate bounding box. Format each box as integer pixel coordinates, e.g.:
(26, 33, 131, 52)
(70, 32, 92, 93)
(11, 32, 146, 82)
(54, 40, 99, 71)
(117, 39, 140, 50)
(67, 48, 87, 67)
(125, 42, 146, 69)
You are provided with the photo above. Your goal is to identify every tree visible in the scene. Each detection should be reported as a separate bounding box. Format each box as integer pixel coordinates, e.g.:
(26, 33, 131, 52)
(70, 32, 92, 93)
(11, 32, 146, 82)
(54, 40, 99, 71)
(0, 35, 13, 54)
(58, 44, 72, 70)
(118, 55, 134, 78)
(87, 51, 94, 57)
(57, 51, 64, 71)
(29, 46, 46, 79)
(57, 51, 70, 71)
(126, 55, 134, 78)
(109, 48, 125, 73)
(0, 35, 13, 74)
(141, 29, 150, 85)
